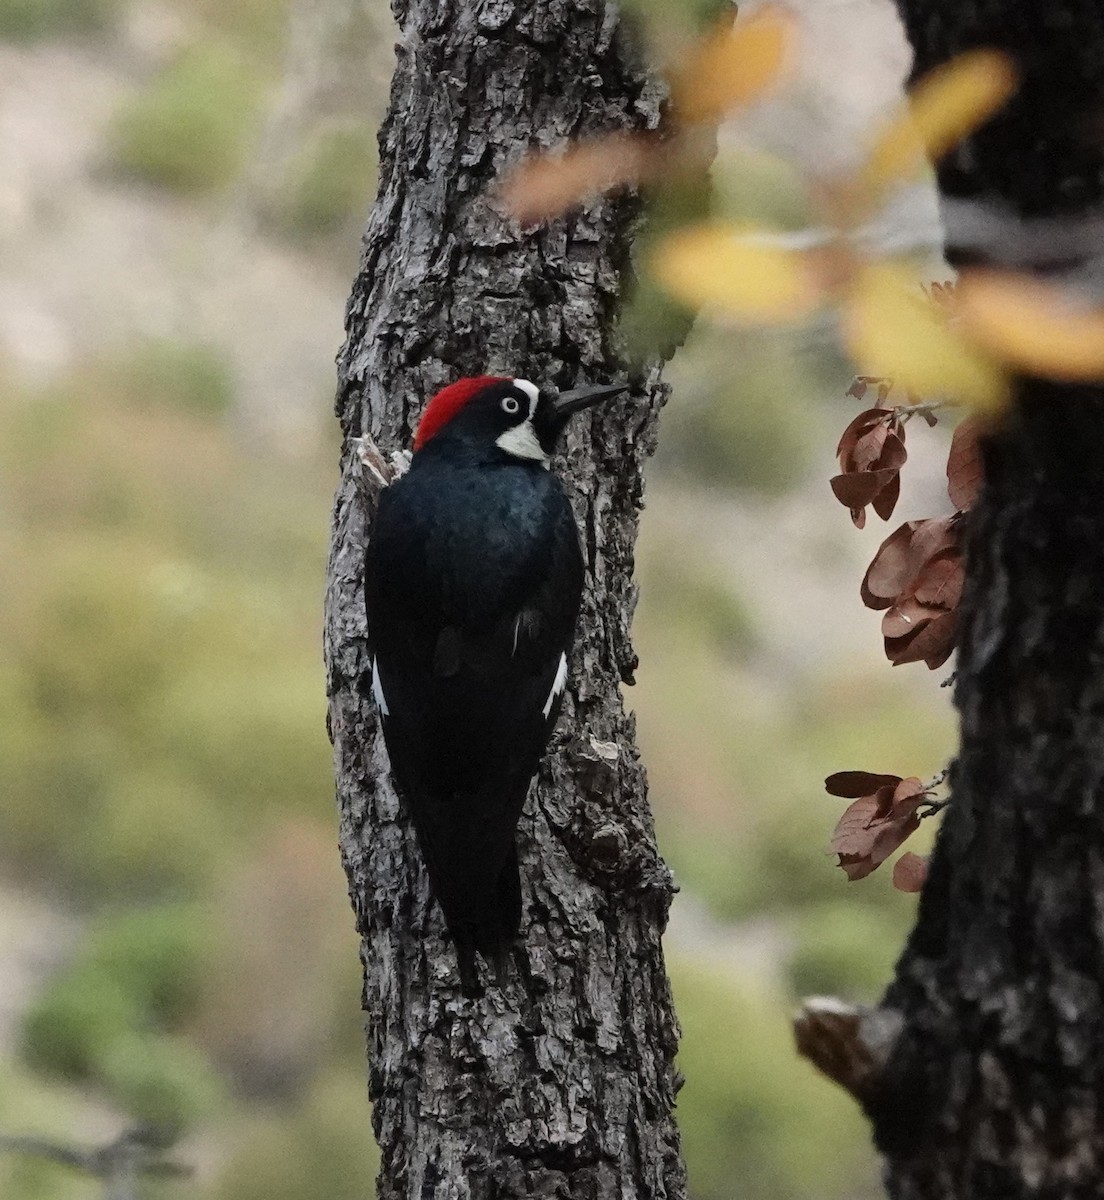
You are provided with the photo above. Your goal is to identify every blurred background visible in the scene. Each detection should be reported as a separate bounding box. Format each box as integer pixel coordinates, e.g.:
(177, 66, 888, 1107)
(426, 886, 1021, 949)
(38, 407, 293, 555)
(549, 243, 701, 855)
(0, 0, 956, 1197)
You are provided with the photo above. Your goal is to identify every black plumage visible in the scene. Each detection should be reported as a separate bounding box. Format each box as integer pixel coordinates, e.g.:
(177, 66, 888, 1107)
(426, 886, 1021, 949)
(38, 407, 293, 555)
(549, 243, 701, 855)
(363, 376, 623, 991)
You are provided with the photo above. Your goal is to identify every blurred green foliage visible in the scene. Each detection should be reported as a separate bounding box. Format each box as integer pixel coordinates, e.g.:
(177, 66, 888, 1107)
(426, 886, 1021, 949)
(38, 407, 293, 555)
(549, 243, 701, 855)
(212, 1073, 379, 1200)
(0, 328, 950, 1198)
(674, 961, 879, 1200)
(0, 0, 116, 41)
(643, 536, 756, 661)
(275, 124, 376, 240)
(0, 1, 958, 1196)
(109, 46, 262, 194)
(656, 328, 830, 495)
(22, 905, 220, 1126)
(621, 0, 730, 39)
(185, 0, 290, 63)
(787, 901, 905, 999)
(0, 361, 333, 899)
(101, 340, 236, 419)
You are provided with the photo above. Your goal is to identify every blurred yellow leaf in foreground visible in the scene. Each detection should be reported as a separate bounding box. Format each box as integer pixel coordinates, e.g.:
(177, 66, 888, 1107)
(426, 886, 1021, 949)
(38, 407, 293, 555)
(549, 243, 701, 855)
(956, 270, 1104, 382)
(670, 7, 792, 126)
(845, 264, 1007, 410)
(652, 224, 821, 323)
(861, 50, 1017, 201)
(499, 134, 654, 224)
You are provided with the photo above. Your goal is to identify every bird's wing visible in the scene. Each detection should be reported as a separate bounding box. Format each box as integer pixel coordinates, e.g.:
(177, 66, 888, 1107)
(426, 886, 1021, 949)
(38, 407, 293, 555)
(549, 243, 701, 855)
(364, 477, 584, 958)
(368, 493, 582, 796)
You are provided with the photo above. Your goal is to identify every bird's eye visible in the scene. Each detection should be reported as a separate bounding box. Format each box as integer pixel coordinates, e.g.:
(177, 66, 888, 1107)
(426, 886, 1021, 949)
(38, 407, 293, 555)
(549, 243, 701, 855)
(501, 396, 521, 415)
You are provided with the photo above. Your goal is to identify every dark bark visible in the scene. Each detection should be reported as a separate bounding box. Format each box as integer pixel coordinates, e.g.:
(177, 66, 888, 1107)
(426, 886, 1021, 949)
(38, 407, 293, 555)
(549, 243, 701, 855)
(323, 3, 686, 1198)
(860, 4, 1104, 1198)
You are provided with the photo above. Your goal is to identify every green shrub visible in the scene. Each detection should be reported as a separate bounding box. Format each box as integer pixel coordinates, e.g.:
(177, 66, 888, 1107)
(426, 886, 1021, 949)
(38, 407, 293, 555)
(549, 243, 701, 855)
(787, 900, 910, 1001)
(657, 328, 833, 495)
(103, 339, 236, 419)
(621, 0, 731, 34)
(82, 903, 210, 1022)
(98, 1032, 223, 1127)
(673, 959, 879, 1200)
(21, 905, 216, 1124)
(185, 0, 290, 62)
(642, 543, 756, 660)
(85, 768, 230, 897)
(110, 46, 261, 194)
(277, 125, 376, 239)
(212, 1073, 379, 1200)
(0, 0, 115, 41)
(22, 966, 139, 1079)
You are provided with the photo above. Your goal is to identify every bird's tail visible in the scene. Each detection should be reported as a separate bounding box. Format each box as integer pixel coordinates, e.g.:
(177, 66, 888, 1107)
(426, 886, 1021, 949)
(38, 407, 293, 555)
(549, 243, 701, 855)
(409, 789, 525, 996)
(450, 843, 522, 995)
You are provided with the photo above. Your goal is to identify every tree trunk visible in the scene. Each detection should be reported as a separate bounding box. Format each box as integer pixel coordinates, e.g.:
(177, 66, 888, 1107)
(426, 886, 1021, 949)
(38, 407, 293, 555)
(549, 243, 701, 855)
(804, 4, 1104, 1198)
(323, 3, 685, 1198)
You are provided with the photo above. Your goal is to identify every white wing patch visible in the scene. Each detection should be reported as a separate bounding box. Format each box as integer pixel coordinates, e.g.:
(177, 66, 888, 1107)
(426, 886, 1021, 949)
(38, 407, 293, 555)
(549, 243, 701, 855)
(543, 652, 568, 718)
(371, 657, 389, 716)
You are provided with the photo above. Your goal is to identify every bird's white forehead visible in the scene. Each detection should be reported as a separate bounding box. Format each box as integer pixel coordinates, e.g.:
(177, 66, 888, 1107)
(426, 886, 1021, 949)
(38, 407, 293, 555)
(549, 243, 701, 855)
(512, 378, 540, 416)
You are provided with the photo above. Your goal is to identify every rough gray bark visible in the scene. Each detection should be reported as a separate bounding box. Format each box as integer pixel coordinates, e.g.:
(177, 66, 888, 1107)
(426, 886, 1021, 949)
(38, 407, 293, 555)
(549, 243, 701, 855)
(800, 4, 1104, 1199)
(323, 3, 686, 1198)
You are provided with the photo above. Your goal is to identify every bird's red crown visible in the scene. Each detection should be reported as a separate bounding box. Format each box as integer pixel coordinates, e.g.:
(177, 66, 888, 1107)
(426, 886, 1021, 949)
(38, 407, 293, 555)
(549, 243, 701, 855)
(413, 376, 511, 451)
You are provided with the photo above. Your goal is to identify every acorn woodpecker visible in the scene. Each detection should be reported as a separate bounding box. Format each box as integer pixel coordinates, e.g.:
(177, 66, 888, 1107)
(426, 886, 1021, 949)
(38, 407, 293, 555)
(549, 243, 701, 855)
(364, 374, 626, 992)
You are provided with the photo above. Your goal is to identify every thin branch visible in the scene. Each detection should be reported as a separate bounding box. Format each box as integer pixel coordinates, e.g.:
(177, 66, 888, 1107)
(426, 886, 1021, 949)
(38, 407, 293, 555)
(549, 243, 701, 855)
(0, 1127, 191, 1198)
(793, 997, 904, 1103)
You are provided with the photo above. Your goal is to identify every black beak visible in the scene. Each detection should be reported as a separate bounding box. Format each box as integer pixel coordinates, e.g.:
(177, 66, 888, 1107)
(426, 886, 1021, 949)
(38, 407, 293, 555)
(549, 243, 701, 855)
(551, 382, 629, 418)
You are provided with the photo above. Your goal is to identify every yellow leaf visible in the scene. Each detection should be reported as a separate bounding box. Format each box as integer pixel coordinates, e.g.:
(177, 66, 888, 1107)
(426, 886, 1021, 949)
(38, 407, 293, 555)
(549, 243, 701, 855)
(652, 224, 822, 323)
(845, 264, 1007, 410)
(862, 50, 1016, 197)
(956, 270, 1104, 382)
(670, 7, 792, 126)
(497, 134, 656, 224)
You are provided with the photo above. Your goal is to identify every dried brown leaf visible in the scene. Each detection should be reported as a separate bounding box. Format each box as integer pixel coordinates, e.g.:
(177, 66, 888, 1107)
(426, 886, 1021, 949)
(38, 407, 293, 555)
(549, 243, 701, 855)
(861, 517, 956, 609)
(832, 794, 923, 881)
(824, 771, 902, 798)
(830, 468, 897, 510)
(847, 423, 892, 473)
(830, 796, 883, 859)
(868, 782, 901, 819)
(891, 777, 927, 808)
(912, 548, 965, 610)
(881, 596, 943, 640)
(833, 417, 908, 525)
(853, 426, 907, 475)
(871, 470, 901, 522)
(837, 853, 879, 882)
(836, 408, 889, 461)
(892, 851, 929, 893)
(861, 523, 917, 608)
(886, 610, 957, 668)
(947, 416, 985, 510)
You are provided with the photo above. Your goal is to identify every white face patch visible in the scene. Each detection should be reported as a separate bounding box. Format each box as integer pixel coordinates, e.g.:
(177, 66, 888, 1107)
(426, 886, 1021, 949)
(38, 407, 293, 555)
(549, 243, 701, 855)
(496, 378, 548, 464)
(371, 658, 389, 716)
(542, 652, 568, 718)
(512, 379, 539, 415)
